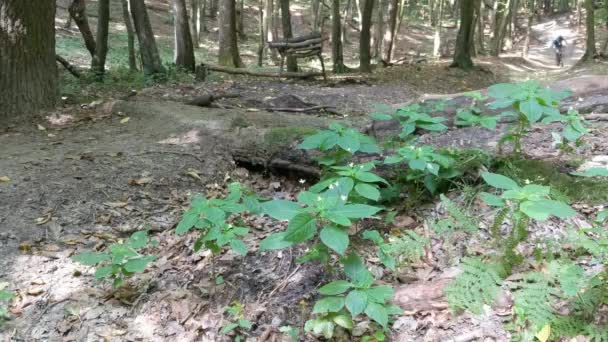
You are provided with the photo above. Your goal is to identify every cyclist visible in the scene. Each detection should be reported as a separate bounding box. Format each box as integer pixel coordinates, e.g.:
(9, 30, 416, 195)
(552, 36, 566, 67)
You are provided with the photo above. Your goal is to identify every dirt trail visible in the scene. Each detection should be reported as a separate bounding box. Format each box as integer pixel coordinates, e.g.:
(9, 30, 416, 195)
(526, 13, 585, 69)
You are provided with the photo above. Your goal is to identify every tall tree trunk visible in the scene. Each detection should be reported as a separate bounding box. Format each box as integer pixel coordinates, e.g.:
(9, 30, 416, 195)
(0, 0, 57, 119)
(332, 0, 347, 72)
(92, 0, 110, 78)
(355, 0, 364, 30)
(121, 0, 138, 71)
(360, 0, 375, 72)
(581, 0, 596, 60)
(312, 0, 321, 31)
(210, 0, 219, 17)
(263, 0, 278, 60)
(237, 0, 246, 39)
(341, 0, 352, 44)
(491, 0, 511, 56)
(258, 0, 265, 66)
(218, 0, 243, 66)
(173, 0, 196, 71)
(191, 0, 200, 46)
(68, 0, 96, 59)
(382, 0, 398, 62)
(476, 0, 485, 54)
(395, 0, 407, 41)
(451, 0, 475, 69)
(373, 0, 385, 61)
(576, 0, 582, 29)
(130, 0, 166, 75)
(522, 0, 534, 56)
(468, 0, 479, 56)
(433, 0, 445, 56)
(280, 0, 298, 71)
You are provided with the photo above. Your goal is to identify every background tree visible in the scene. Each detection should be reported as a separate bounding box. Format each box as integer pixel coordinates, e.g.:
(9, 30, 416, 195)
(130, 0, 165, 75)
(280, 0, 298, 71)
(92, 0, 110, 78)
(382, 0, 399, 62)
(332, 0, 348, 72)
(121, 0, 138, 71)
(0, 0, 57, 118)
(218, 0, 244, 67)
(451, 0, 476, 69)
(173, 0, 196, 71)
(359, 0, 375, 72)
(580, 0, 596, 60)
(68, 0, 96, 60)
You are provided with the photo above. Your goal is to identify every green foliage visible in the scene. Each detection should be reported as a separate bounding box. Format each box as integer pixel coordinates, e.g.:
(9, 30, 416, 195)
(455, 107, 499, 130)
(544, 109, 589, 152)
(72, 230, 158, 288)
(221, 301, 252, 341)
(310, 162, 389, 202)
(511, 272, 556, 330)
(487, 81, 571, 154)
(0, 282, 12, 326)
(176, 182, 257, 256)
(279, 325, 300, 341)
(445, 258, 503, 314)
(371, 103, 448, 140)
(362, 229, 429, 271)
(432, 194, 479, 234)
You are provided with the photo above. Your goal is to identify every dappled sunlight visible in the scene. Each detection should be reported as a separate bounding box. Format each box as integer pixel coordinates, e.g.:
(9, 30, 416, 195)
(158, 129, 201, 145)
(46, 113, 76, 126)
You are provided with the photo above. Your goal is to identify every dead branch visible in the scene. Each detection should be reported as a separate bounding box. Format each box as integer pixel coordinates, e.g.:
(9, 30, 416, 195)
(55, 55, 81, 78)
(204, 64, 324, 79)
(262, 105, 339, 114)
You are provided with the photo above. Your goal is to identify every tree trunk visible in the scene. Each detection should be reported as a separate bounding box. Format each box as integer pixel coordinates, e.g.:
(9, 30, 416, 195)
(476, 0, 485, 54)
(191, 0, 200, 46)
(451, 0, 475, 69)
(581, 0, 596, 60)
(210, 0, 219, 17)
(433, 0, 445, 56)
(359, 0, 375, 72)
(280, 0, 298, 71)
(121, 0, 138, 71)
(0, 0, 58, 119)
(373, 0, 385, 61)
(468, 0, 479, 56)
(355, 0, 364, 30)
(258, 0, 265, 66)
(341, 0, 352, 44)
(199, 0, 207, 38)
(332, 0, 347, 72)
(382, 0, 398, 62)
(92, 0, 110, 78)
(395, 0, 407, 41)
(522, 0, 534, 56)
(130, 0, 165, 75)
(312, 0, 321, 31)
(491, 0, 511, 56)
(173, 0, 196, 71)
(218, 0, 244, 67)
(237, 0, 246, 39)
(68, 0, 96, 59)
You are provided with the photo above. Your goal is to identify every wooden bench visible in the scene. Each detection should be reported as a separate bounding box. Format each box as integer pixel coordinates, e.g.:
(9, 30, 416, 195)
(268, 32, 328, 81)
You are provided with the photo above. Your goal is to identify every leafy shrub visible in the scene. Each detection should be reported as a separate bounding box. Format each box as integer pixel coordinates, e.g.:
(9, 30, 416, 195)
(445, 258, 503, 314)
(220, 301, 252, 342)
(72, 231, 158, 288)
(371, 103, 448, 141)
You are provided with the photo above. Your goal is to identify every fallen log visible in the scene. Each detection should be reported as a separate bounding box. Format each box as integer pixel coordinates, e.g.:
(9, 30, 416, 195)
(56, 55, 81, 78)
(205, 64, 323, 79)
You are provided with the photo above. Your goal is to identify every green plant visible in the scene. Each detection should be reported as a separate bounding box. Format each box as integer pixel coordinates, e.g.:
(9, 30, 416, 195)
(305, 254, 402, 338)
(0, 283, 12, 326)
(371, 104, 448, 141)
(362, 229, 428, 271)
(175, 182, 256, 256)
(72, 230, 158, 288)
(543, 109, 589, 152)
(298, 122, 380, 166)
(487, 81, 570, 154)
(361, 329, 386, 342)
(220, 301, 252, 341)
(445, 257, 504, 314)
(279, 325, 299, 341)
(385, 145, 459, 194)
(310, 162, 389, 202)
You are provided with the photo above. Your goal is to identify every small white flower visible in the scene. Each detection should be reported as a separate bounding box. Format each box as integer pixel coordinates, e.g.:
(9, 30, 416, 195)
(346, 148, 352, 152)
(524, 179, 531, 184)
(329, 184, 335, 189)
(341, 195, 347, 201)
(317, 196, 322, 201)
(349, 163, 354, 167)
(299, 179, 306, 184)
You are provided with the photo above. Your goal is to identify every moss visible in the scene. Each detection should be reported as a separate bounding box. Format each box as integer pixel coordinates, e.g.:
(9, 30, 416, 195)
(494, 158, 608, 205)
(264, 127, 318, 146)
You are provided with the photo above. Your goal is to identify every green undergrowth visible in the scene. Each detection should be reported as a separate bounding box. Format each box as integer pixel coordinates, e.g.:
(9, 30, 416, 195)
(494, 157, 608, 204)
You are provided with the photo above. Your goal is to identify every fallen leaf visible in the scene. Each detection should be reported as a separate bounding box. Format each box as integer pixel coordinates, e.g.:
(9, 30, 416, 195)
(120, 117, 130, 124)
(35, 214, 51, 225)
(27, 287, 44, 296)
(37, 124, 46, 131)
(536, 324, 551, 342)
(186, 169, 201, 181)
(0, 176, 10, 182)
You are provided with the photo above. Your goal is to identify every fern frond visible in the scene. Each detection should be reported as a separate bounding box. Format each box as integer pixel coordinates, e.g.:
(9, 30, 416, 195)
(512, 272, 555, 329)
(386, 230, 429, 265)
(584, 325, 608, 342)
(439, 194, 478, 233)
(445, 257, 503, 314)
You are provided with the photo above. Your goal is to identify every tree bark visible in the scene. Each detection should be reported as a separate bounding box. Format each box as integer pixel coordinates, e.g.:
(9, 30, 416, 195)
(490, 0, 511, 56)
(332, 0, 347, 72)
(355, 0, 364, 30)
(373, 0, 385, 61)
(173, 0, 196, 71)
(258, 0, 265, 66)
(0, 0, 58, 120)
(581, 0, 596, 60)
(522, 0, 534, 56)
(382, 0, 398, 62)
(237, 0, 246, 39)
(433, 0, 445, 57)
(191, 0, 200, 46)
(68, 0, 96, 59)
(476, 0, 485, 54)
(121, 0, 138, 71)
(218, 0, 244, 67)
(395, 0, 407, 42)
(451, 0, 475, 69)
(130, 0, 166, 75)
(280, 0, 298, 71)
(359, 0, 375, 72)
(210, 0, 219, 17)
(92, 0, 110, 78)
(341, 0, 352, 44)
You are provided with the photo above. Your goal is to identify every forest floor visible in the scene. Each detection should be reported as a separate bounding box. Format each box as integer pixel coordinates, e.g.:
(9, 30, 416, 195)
(2, 3, 608, 341)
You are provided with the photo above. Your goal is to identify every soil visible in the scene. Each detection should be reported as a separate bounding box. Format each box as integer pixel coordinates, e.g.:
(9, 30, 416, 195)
(2, 4, 608, 342)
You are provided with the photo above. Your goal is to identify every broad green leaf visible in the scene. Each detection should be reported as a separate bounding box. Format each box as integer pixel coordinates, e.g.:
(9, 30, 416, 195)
(520, 200, 576, 221)
(370, 112, 393, 120)
(364, 302, 389, 328)
(262, 200, 302, 221)
(298, 131, 333, 150)
(343, 253, 374, 287)
(519, 98, 543, 123)
(365, 285, 394, 304)
(305, 318, 335, 339)
(220, 322, 239, 335)
(176, 211, 199, 235)
(313, 296, 345, 314)
(384, 155, 404, 164)
(481, 172, 520, 190)
(123, 256, 156, 273)
(259, 232, 293, 251)
(571, 167, 608, 177)
(332, 314, 354, 329)
(355, 183, 381, 201)
(94, 265, 115, 279)
(319, 281, 353, 295)
(128, 231, 149, 249)
(345, 290, 368, 317)
(331, 204, 382, 219)
(354, 171, 387, 184)
(230, 239, 248, 255)
(238, 319, 253, 330)
(479, 192, 505, 207)
(361, 230, 383, 244)
(409, 158, 426, 171)
(320, 226, 349, 255)
(110, 244, 139, 264)
(337, 133, 361, 153)
(72, 252, 111, 266)
(284, 213, 317, 243)
(309, 178, 337, 193)
(597, 209, 608, 223)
